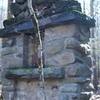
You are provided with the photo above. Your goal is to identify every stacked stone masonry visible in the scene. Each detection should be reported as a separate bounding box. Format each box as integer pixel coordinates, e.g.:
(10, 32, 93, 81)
(1, 24, 93, 100)
(0, 0, 95, 100)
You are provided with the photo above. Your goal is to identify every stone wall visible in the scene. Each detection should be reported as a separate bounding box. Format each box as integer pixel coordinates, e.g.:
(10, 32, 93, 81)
(0, 0, 95, 100)
(1, 23, 93, 100)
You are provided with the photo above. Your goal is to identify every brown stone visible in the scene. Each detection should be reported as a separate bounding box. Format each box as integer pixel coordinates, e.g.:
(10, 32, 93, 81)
(44, 24, 80, 42)
(45, 49, 84, 67)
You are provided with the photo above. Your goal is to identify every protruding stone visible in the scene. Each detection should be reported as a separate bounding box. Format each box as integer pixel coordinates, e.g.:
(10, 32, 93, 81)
(64, 37, 81, 49)
(45, 49, 83, 67)
(66, 63, 91, 77)
(44, 39, 64, 56)
(83, 56, 92, 67)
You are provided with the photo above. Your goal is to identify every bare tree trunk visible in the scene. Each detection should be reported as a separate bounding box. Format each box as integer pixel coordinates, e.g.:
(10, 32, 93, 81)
(90, 0, 95, 17)
(90, 0, 98, 90)
(83, 0, 86, 14)
(8, 0, 13, 18)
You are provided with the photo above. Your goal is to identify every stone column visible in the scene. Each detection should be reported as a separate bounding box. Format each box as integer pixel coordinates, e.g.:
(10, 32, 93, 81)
(0, 0, 95, 100)
(1, 24, 93, 100)
(44, 24, 92, 100)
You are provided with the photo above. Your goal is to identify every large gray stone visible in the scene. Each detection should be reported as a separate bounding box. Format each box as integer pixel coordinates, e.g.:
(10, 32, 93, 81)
(44, 39, 64, 57)
(1, 47, 17, 56)
(64, 38, 90, 56)
(45, 49, 84, 67)
(66, 63, 91, 77)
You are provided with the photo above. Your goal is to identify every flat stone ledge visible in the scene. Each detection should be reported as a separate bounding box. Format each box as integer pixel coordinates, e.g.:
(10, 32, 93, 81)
(0, 11, 95, 38)
(6, 67, 65, 80)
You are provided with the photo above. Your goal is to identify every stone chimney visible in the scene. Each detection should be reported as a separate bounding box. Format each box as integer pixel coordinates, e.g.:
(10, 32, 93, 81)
(0, 0, 95, 100)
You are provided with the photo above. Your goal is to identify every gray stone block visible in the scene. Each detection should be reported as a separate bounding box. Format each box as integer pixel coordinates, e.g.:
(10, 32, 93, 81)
(60, 83, 81, 93)
(2, 38, 16, 48)
(1, 47, 17, 56)
(44, 38, 64, 56)
(80, 46, 90, 56)
(64, 38, 90, 56)
(45, 49, 84, 67)
(44, 24, 80, 42)
(66, 63, 91, 77)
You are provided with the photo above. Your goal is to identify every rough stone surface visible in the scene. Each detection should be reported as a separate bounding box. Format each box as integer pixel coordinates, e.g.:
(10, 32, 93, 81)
(1, 23, 93, 100)
(6, 67, 65, 80)
(44, 39, 64, 56)
(45, 50, 82, 67)
(1, 35, 24, 100)
(44, 24, 80, 42)
(66, 63, 91, 77)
